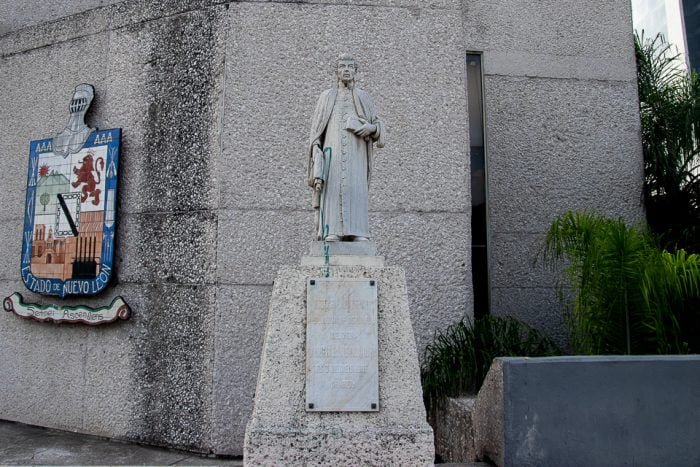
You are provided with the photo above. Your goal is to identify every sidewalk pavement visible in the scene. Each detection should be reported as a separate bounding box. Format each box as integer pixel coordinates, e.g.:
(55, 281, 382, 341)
(0, 419, 490, 466)
(0, 420, 242, 466)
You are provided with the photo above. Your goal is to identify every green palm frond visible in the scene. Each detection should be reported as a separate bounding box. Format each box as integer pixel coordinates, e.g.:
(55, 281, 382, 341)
(635, 31, 700, 252)
(543, 211, 700, 355)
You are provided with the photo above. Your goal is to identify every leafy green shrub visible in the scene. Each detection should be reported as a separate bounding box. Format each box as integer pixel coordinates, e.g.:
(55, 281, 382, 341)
(543, 211, 700, 355)
(421, 315, 559, 411)
(635, 32, 700, 253)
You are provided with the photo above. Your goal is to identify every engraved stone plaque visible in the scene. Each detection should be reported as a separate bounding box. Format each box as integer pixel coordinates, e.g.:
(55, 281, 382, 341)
(306, 277, 378, 412)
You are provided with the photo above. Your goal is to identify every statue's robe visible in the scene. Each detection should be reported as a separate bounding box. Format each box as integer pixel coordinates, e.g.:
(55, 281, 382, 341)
(307, 84, 384, 239)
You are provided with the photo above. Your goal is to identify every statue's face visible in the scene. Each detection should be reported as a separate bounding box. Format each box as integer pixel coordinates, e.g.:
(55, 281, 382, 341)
(337, 59, 356, 84)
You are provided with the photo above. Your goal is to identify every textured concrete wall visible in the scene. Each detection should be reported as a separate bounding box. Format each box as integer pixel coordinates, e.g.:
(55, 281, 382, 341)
(0, 1, 124, 36)
(0, 0, 471, 455)
(462, 0, 645, 345)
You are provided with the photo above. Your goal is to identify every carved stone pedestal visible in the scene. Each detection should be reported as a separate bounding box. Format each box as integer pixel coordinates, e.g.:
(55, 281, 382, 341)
(243, 257, 434, 465)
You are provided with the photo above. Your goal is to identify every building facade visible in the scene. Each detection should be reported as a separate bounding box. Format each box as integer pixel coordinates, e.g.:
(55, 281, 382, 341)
(0, 0, 643, 455)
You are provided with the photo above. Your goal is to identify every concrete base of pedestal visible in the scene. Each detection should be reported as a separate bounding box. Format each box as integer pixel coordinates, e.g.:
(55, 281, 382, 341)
(243, 265, 434, 466)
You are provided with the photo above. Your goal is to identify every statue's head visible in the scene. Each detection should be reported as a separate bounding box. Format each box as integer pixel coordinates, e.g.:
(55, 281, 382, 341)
(336, 53, 358, 85)
(69, 83, 95, 116)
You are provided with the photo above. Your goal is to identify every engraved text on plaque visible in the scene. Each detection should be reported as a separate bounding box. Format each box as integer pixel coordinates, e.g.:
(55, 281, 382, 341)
(306, 278, 379, 412)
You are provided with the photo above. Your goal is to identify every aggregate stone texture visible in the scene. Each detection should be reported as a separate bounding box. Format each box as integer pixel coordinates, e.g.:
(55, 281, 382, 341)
(117, 210, 217, 285)
(0, 216, 23, 281)
(0, 0, 124, 36)
(0, 278, 139, 439)
(482, 73, 643, 342)
(244, 265, 434, 465)
(104, 6, 227, 214)
(126, 283, 217, 452)
(461, 0, 637, 81)
(210, 284, 271, 455)
(432, 397, 477, 463)
(489, 232, 559, 289)
(471, 359, 504, 467)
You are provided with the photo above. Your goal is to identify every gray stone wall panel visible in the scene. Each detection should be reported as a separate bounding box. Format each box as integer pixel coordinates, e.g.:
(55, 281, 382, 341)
(221, 2, 470, 214)
(463, 0, 636, 81)
(0, 218, 22, 281)
(489, 232, 558, 289)
(216, 208, 471, 355)
(0, 289, 89, 431)
(485, 75, 644, 234)
(490, 287, 568, 347)
(117, 211, 218, 285)
(104, 8, 226, 214)
(210, 284, 270, 455)
(126, 283, 216, 452)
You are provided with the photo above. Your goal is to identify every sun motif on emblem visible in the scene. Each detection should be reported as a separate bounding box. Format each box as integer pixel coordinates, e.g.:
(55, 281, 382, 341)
(39, 164, 49, 177)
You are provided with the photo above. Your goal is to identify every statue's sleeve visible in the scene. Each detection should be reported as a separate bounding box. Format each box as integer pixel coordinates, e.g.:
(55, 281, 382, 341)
(307, 91, 329, 186)
(363, 92, 385, 149)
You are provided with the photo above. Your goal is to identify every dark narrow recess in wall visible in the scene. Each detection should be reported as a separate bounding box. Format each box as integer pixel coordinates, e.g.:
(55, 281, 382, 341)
(467, 53, 489, 319)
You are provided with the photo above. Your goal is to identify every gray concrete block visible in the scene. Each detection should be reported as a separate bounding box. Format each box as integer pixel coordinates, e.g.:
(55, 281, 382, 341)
(432, 396, 477, 463)
(472, 359, 504, 466)
(473, 356, 700, 467)
(221, 2, 469, 213)
(117, 210, 217, 285)
(463, 0, 636, 81)
(210, 284, 271, 456)
(485, 75, 644, 234)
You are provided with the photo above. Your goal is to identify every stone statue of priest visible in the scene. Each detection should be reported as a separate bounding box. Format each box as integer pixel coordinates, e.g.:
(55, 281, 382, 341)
(307, 53, 385, 242)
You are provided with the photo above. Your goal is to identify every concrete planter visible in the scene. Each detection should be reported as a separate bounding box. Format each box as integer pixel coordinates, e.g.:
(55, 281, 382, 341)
(433, 356, 700, 467)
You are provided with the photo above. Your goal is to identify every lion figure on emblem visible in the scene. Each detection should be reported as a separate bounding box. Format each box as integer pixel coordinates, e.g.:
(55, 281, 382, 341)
(72, 151, 104, 205)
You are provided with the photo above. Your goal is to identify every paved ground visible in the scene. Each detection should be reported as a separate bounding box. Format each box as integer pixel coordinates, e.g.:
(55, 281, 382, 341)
(0, 419, 491, 466)
(0, 420, 242, 466)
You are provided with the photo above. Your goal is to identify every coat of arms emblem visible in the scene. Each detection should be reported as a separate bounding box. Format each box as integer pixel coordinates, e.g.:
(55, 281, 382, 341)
(20, 84, 121, 298)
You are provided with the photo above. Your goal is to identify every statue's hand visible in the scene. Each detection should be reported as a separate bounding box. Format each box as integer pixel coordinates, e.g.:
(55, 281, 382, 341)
(313, 178, 323, 192)
(354, 122, 377, 137)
